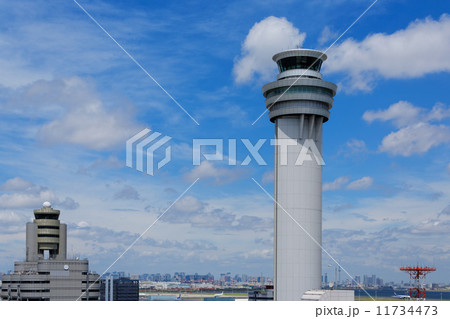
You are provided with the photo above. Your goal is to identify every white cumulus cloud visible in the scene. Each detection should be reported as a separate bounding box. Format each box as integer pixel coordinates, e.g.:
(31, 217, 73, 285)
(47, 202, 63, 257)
(113, 185, 141, 201)
(37, 78, 140, 151)
(7, 77, 142, 151)
(318, 26, 338, 46)
(0, 211, 22, 223)
(0, 177, 79, 210)
(363, 101, 423, 128)
(346, 176, 374, 190)
(323, 176, 350, 191)
(364, 101, 450, 128)
(340, 139, 368, 158)
(379, 122, 450, 156)
(233, 16, 305, 84)
(364, 101, 450, 156)
(0, 188, 56, 209)
(184, 161, 249, 185)
(0, 177, 34, 191)
(172, 195, 205, 214)
(326, 14, 450, 91)
(324, 176, 374, 191)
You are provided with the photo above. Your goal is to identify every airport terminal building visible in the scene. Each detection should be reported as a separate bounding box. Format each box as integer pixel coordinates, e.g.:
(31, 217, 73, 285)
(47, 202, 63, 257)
(0, 202, 99, 301)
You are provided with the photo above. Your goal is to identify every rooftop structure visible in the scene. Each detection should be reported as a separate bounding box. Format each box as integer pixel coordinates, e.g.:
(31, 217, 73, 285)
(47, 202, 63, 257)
(27, 202, 66, 261)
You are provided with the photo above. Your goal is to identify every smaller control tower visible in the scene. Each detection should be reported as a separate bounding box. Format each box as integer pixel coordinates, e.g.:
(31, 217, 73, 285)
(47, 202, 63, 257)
(1, 203, 99, 301)
(26, 201, 67, 261)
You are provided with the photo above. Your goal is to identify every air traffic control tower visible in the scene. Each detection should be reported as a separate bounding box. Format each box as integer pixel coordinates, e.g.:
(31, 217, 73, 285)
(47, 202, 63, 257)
(26, 202, 67, 261)
(262, 49, 337, 301)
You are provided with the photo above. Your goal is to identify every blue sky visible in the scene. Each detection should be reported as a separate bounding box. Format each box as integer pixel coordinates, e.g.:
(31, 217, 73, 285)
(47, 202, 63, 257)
(0, 0, 449, 284)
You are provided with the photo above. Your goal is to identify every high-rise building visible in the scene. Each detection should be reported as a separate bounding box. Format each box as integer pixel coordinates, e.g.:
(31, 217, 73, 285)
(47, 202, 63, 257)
(100, 277, 139, 301)
(154, 273, 162, 282)
(363, 274, 369, 286)
(372, 274, 377, 286)
(0, 202, 99, 301)
(376, 277, 383, 287)
(186, 273, 214, 282)
(262, 49, 337, 300)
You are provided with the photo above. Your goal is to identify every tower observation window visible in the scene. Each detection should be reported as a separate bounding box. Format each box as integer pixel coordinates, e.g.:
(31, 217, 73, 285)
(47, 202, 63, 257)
(277, 56, 323, 72)
(38, 225, 60, 229)
(265, 86, 333, 98)
(34, 214, 58, 220)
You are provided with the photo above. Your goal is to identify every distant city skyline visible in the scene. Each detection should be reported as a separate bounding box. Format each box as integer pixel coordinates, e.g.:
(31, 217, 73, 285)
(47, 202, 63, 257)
(0, 0, 449, 285)
(92, 270, 448, 287)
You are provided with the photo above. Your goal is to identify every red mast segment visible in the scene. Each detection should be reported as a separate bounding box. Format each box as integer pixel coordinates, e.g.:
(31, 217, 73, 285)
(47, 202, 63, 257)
(400, 266, 436, 299)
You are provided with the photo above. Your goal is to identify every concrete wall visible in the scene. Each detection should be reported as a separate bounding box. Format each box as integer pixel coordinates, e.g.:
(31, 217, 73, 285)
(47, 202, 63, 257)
(301, 289, 355, 301)
(1, 260, 99, 301)
(58, 224, 67, 260)
(274, 115, 323, 300)
(26, 223, 37, 262)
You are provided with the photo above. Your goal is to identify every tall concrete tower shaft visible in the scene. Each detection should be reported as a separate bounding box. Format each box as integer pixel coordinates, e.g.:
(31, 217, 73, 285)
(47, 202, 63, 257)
(262, 49, 337, 300)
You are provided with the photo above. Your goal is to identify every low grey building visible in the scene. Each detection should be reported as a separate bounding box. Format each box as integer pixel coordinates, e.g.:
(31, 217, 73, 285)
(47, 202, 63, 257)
(0, 202, 99, 301)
